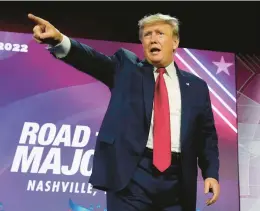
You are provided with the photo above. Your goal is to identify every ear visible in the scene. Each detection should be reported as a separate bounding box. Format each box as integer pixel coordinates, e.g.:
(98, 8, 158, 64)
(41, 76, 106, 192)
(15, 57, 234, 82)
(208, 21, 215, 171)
(140, 39, 146, 49)
(172, 37, 180, 51)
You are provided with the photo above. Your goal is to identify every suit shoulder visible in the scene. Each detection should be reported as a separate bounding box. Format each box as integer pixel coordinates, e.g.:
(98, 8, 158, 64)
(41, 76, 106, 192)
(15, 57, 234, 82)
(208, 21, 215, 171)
(179, 69, 208, 87)
(115, 48, 140, 63)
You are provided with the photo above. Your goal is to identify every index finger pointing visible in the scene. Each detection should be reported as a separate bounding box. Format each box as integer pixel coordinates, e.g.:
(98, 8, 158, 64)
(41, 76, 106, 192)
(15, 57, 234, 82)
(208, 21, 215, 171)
(28, 13, 47, 25)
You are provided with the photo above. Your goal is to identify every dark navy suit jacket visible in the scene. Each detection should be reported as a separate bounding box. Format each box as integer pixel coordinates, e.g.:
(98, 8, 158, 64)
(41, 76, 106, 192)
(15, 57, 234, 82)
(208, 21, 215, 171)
(58, 38, 219, 211)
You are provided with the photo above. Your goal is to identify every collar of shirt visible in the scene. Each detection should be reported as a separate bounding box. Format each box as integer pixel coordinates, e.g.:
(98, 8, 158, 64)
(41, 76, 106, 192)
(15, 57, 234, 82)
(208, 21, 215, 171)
(153, 61, 176, 79)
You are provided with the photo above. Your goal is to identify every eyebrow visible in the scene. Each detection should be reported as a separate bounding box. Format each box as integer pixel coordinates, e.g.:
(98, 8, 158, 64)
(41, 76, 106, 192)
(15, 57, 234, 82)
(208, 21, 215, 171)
(144, 29, 164, 35)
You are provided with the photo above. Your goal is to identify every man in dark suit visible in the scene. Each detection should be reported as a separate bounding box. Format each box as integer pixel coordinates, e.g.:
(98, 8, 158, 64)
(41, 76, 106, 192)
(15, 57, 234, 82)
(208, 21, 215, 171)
(28, 13, 220, 211)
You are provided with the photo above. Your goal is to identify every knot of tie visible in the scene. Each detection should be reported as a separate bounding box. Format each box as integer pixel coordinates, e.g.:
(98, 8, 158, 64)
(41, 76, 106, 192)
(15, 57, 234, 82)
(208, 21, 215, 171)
(156, 67, 166, 74)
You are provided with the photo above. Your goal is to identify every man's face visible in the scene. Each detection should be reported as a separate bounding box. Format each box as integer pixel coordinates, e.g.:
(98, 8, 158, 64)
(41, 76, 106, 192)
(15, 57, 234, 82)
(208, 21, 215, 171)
(141, 22, 179, 67)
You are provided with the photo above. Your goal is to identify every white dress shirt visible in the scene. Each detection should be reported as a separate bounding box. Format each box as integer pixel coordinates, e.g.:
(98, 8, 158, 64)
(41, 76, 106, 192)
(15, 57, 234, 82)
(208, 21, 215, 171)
(47, 34, 71, 58)
(146, 63, 182, 153)
(48, 35, 182, 152)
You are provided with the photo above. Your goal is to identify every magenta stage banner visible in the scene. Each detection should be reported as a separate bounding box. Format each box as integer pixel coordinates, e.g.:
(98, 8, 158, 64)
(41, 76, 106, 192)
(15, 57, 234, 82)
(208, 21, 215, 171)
(0, 31, 239, 211)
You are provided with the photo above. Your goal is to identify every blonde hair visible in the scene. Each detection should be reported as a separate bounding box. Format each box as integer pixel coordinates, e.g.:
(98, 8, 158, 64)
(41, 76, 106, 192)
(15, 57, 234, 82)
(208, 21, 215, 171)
(138, 13, 180, 40)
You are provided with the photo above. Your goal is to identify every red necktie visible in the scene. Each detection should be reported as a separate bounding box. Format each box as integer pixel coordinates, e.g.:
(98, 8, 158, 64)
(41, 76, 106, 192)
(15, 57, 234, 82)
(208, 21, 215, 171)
(153, 67, 171, 172)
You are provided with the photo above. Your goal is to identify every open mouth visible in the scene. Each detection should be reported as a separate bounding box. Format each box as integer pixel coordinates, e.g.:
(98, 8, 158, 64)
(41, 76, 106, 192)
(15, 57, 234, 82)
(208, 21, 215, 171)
(150, 47, 161, 54)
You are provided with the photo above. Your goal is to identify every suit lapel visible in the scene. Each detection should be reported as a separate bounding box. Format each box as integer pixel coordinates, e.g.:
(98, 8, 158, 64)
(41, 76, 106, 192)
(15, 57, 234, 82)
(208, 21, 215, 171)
(175, 63, 191, 147)
(139, 60, 155, 124)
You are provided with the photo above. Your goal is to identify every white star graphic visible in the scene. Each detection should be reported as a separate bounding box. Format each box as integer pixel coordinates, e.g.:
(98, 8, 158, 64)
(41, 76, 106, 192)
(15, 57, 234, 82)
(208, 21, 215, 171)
(212, 56, 233, 75)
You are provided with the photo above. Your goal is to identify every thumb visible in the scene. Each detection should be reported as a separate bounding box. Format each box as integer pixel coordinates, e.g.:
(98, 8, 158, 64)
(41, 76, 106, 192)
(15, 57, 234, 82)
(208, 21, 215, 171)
(39, 31, 52, 40)
(204, 181, 210, 194)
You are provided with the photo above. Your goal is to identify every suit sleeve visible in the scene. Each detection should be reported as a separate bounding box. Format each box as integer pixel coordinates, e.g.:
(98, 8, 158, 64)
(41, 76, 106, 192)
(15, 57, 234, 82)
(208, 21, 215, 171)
(197, 81, 220, 182)
(51, 37, 123, 89)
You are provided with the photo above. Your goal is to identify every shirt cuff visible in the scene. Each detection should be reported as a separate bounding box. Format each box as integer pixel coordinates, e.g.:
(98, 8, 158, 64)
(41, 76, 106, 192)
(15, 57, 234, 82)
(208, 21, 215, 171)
(46, 34, 71, 58)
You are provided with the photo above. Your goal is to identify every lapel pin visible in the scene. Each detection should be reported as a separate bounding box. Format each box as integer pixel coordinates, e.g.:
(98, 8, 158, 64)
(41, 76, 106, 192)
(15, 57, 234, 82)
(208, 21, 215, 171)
(186, 82, 190, 86)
